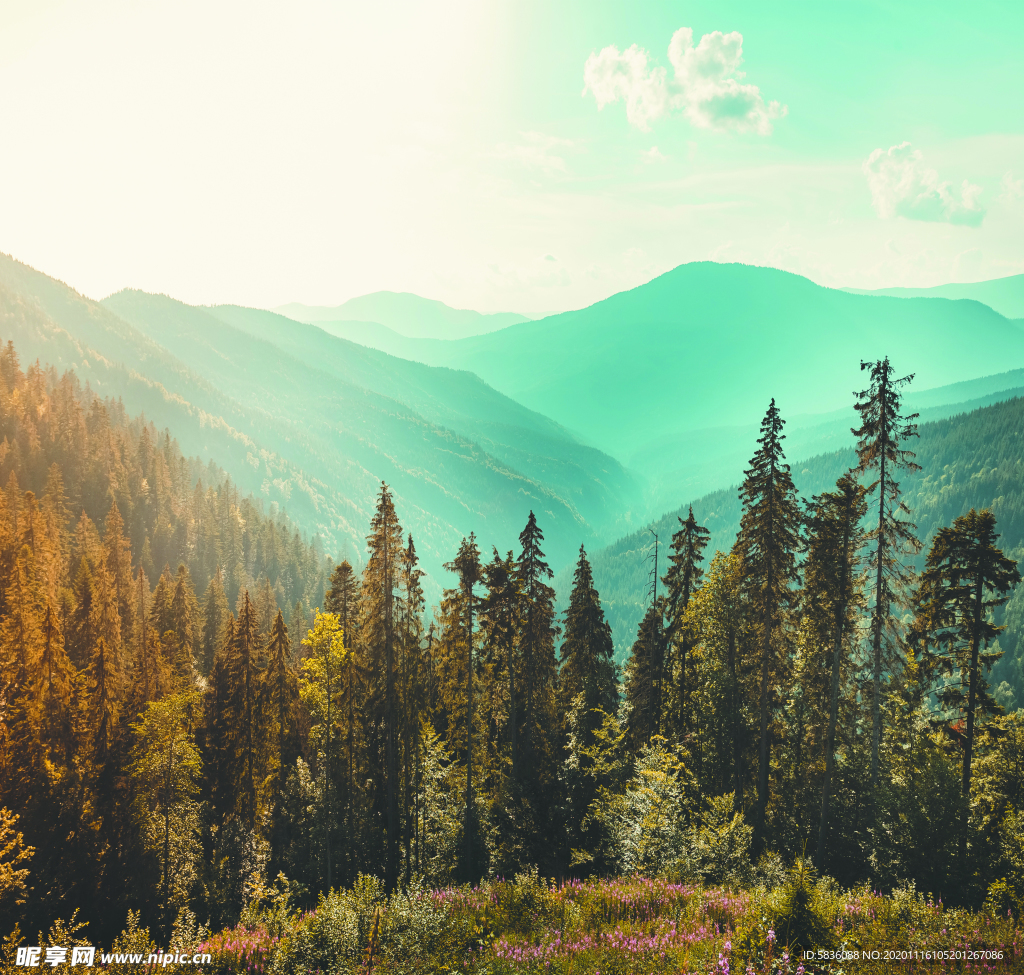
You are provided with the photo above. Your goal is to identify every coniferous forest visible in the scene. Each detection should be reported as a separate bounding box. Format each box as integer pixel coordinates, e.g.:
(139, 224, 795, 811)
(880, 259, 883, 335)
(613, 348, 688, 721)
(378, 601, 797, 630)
(2, 338, 1024, 974)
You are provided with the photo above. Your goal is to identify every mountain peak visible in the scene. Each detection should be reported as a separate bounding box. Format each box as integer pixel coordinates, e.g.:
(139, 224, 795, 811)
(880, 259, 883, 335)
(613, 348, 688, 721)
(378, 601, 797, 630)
(273, 291, 530, 340)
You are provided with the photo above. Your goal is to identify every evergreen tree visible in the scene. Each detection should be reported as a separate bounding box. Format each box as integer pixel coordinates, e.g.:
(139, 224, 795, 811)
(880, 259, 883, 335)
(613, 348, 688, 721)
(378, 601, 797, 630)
(802, 473, 868, 870)
(445, 534, 482, 881)
(361, 484, 404, 892)
(200, 569, 229, 677)
(170, 564, 201, 685)
(852, 357, 921, 786)
(623, 605, 664, 751)
(227, 590, 262, 826)
(558, 545, 617, 733)
(325, 559, 362, 881)
(736, 399, 802, 849)
(513, 511, 560, 868)
(662, 507, 710, 738)
(557, 544, 618, 871)
(916, 508, 1020, 863)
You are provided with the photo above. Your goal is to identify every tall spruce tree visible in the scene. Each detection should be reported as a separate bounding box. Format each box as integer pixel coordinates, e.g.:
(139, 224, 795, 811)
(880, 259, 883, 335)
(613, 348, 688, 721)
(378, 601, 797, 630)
(623, 605, 664, 751)
(361, 484, 404, 892)
(445, 534, 482, 881)
(736, 399, 802, 849)
(662, 507, 710, 738)
(228, 590, 262, 826)
(515, 513, 559, 787)
(558, 545, 617, 736)
(852, 357, 921, 786)
(200, 569, 229, 677)
(916, 508, 1019, 863)
(325, 559, 362, 880)
(802, 473, 868, 870)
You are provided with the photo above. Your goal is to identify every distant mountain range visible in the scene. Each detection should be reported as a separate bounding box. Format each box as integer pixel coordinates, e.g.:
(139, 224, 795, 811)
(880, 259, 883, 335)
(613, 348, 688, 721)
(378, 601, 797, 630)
(0, 254, 646, 603)
(326, 263, 1024, 509)
(844, 272, 1024, 320)
(7, 251, 1024, 611)
(274, 291, 530, 340)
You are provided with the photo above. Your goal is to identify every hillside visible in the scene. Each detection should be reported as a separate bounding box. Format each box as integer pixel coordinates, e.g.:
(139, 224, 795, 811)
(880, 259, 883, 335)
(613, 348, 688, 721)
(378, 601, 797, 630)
(845, 272, 1024, 320)
(0, 256, 361, 558)
(275, 290, 529, 339)
(0, 254, 639, 596)
(205, 303, 642, 539)
(97, 288, 640, 586)
(365, 263, 1024, 478)
(574, 393, 1024, 708)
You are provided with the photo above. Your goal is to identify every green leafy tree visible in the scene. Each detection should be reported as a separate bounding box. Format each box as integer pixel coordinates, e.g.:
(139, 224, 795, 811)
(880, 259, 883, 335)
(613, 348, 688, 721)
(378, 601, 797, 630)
(129, 691, 203, 923)
(298, 610, 348, 893)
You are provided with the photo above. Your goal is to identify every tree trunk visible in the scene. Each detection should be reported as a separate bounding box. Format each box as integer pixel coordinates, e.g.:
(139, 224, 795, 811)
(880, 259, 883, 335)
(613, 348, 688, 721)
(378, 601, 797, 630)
(464, 586, 474, 879)
(960, 573, 983, 866)
(870, 387, 889, 789)
(816, 511, 852, 870)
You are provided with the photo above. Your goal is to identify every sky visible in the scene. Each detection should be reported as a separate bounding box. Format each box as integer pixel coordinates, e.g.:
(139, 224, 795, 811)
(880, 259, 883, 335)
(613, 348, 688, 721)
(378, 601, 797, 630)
(0, 0, 1022, 316)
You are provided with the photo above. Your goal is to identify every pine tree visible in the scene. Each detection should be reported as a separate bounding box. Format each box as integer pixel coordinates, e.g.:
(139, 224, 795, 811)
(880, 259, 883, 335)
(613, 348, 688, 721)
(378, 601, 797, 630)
(514, 511, 560, 858)
(227, 590, 262, 826)
(325, 559, 362, 881)
(445, 534, 482, 881)
(361, 484, 404, 891)
(623, 605, 663, 751)
(481, 549, 522, 780)
(662, 508, 710, 738)
(557, 544, 618, 871)
(399, 535, 425, 883)
(916, 508, 1020, 864)
(200, 569, 229, 677)
(852, 357, 921, 786)
(170, 565, 201, 685)
(802, 473, 868, 870)
(262, 611, 296, 789)
(736, 399, 802, 849)
(558, 545, 617, 734)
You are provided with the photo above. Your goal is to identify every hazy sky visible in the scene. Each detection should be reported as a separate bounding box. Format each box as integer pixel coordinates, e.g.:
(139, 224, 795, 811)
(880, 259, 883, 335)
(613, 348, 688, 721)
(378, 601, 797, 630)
(1, 0, 1022, 315)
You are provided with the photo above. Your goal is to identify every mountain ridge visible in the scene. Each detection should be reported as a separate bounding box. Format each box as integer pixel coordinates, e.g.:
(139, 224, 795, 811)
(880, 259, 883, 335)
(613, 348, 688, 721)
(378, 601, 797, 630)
(844, 272, 1024, 320)
(274, 290, 530, 340)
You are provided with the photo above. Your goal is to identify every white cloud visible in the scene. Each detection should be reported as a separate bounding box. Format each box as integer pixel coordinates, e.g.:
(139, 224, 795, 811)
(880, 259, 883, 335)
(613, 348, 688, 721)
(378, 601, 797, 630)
(1000, 171, 1023, 203)
(582, 27, 785, 134)
(642, 146, 667, 163)
(863, 142, 985, 227)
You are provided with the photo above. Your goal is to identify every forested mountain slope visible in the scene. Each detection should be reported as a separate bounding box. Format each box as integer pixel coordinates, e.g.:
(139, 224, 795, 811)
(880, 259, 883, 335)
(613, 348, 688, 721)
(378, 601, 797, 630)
(634, 368, 1024, 514)
(100, 289, 640, 583)
(367, 263, 1024, 470)
(0, 339, 329, 637)
(0, 257, 360, 558)
(845, 272, 1024, 320)
(0, 252, 645, 595)
(576, 393, 1024, 707)
(205, 302, 642, 538)
(275, 290, 528, 339)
